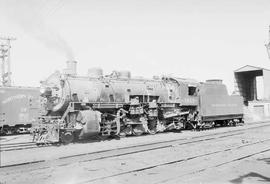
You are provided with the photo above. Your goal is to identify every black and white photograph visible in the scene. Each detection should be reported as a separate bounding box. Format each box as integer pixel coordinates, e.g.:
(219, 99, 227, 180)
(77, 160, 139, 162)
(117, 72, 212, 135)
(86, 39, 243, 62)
(0, 0, 270, 183)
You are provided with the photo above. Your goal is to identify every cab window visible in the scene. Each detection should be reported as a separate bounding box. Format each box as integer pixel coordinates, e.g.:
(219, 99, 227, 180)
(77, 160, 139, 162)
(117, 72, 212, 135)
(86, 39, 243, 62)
(188, 86, 197, 96)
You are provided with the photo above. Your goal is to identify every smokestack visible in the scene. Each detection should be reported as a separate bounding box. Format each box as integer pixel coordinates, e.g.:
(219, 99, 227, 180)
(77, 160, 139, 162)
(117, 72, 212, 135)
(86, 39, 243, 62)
(63, 60, 77, 76)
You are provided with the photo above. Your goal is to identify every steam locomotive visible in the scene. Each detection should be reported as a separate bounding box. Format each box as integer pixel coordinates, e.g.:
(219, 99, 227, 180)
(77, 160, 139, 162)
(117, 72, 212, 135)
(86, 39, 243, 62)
(33, 61, 244, 144)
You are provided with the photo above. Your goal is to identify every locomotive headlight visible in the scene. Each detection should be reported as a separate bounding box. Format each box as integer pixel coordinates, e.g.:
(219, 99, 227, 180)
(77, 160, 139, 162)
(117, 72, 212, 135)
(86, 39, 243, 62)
(40, 87, 52, 97)
(40, 87, 46, 94)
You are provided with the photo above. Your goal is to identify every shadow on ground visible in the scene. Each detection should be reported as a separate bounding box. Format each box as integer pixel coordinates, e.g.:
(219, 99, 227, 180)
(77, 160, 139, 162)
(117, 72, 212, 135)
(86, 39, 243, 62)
(257, 157, 270, 165)
(230, 172, 270, 183)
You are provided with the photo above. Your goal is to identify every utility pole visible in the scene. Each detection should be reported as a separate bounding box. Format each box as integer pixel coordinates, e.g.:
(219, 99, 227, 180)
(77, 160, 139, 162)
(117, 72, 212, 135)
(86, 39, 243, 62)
(265, 26, 270, 60)
(0, 36, 16, 86)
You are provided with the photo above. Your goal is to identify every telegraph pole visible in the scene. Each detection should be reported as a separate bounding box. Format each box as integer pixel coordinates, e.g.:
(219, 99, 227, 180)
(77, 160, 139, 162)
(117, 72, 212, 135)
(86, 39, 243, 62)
(0, 36, 16, 86)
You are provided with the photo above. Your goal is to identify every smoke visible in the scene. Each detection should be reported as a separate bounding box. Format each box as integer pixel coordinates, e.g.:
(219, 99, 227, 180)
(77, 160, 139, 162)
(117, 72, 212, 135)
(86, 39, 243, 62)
(0, 0, 74, 60)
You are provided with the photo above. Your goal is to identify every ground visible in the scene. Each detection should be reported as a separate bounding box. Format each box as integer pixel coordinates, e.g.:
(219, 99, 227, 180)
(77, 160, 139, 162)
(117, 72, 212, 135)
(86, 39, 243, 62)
(1, 121, 270, 184)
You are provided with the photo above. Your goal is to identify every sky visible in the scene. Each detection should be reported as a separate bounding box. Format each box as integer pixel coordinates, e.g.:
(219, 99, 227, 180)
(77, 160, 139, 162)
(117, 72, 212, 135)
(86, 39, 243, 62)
(0, 0, 270, 93)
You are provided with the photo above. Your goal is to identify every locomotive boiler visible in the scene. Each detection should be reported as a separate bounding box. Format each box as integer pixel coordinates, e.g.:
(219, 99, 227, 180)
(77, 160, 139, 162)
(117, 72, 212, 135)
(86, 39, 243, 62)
(34, 61, 244, 144)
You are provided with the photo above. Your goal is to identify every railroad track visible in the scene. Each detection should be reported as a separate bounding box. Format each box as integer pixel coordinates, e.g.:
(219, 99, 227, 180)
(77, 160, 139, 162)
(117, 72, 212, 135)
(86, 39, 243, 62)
(1, 121, 269, 170)
(0, 132, 247, 182)
(1, 122, 269, 184)
(0, 142, 37, 152)
(0, 121, 269, 153)
(83, 138, 270, 184)
(1, 121, 270, 184)
(0, 131, 243, 169)
(155, 143, 270, 184)
(0, 134, 26, 142)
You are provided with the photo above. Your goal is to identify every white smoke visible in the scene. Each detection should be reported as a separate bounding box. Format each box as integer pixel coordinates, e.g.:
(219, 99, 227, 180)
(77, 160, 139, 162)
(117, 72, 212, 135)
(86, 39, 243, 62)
(0, 0, 74, 60)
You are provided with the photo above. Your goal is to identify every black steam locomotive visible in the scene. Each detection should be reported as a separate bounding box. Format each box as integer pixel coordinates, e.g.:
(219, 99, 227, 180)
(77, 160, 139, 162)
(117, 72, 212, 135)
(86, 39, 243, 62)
(33, 62, 243, 144)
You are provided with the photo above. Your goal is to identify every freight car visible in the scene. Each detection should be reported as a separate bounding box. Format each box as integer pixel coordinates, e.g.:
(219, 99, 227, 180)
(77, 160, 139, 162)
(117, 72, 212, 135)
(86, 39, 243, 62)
(0, 86, 40, 135)
(33, 62, 244, 144)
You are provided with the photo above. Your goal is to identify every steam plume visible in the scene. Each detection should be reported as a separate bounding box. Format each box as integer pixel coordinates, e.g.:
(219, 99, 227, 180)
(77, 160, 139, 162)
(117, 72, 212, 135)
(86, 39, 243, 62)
(0, 0, 74, 60)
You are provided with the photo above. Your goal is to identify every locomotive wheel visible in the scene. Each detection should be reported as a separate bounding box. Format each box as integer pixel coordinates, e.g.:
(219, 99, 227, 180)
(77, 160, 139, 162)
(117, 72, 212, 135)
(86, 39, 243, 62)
(148, 120, 157, 135)
(1, 128, 8, 135)
(61, 131, 74, 144)
(3, 128, 15, 135)
(119, 126, 132, 137)
(133, 125, 144, 136)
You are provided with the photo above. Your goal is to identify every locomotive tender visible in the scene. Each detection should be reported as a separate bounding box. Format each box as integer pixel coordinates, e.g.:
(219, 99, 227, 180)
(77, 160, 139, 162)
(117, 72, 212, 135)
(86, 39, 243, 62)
(34, 61, 244, 144)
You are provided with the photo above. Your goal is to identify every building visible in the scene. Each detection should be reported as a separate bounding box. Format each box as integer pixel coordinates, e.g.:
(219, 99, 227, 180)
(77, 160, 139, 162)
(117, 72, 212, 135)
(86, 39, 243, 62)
(234, 65, 270, 119)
